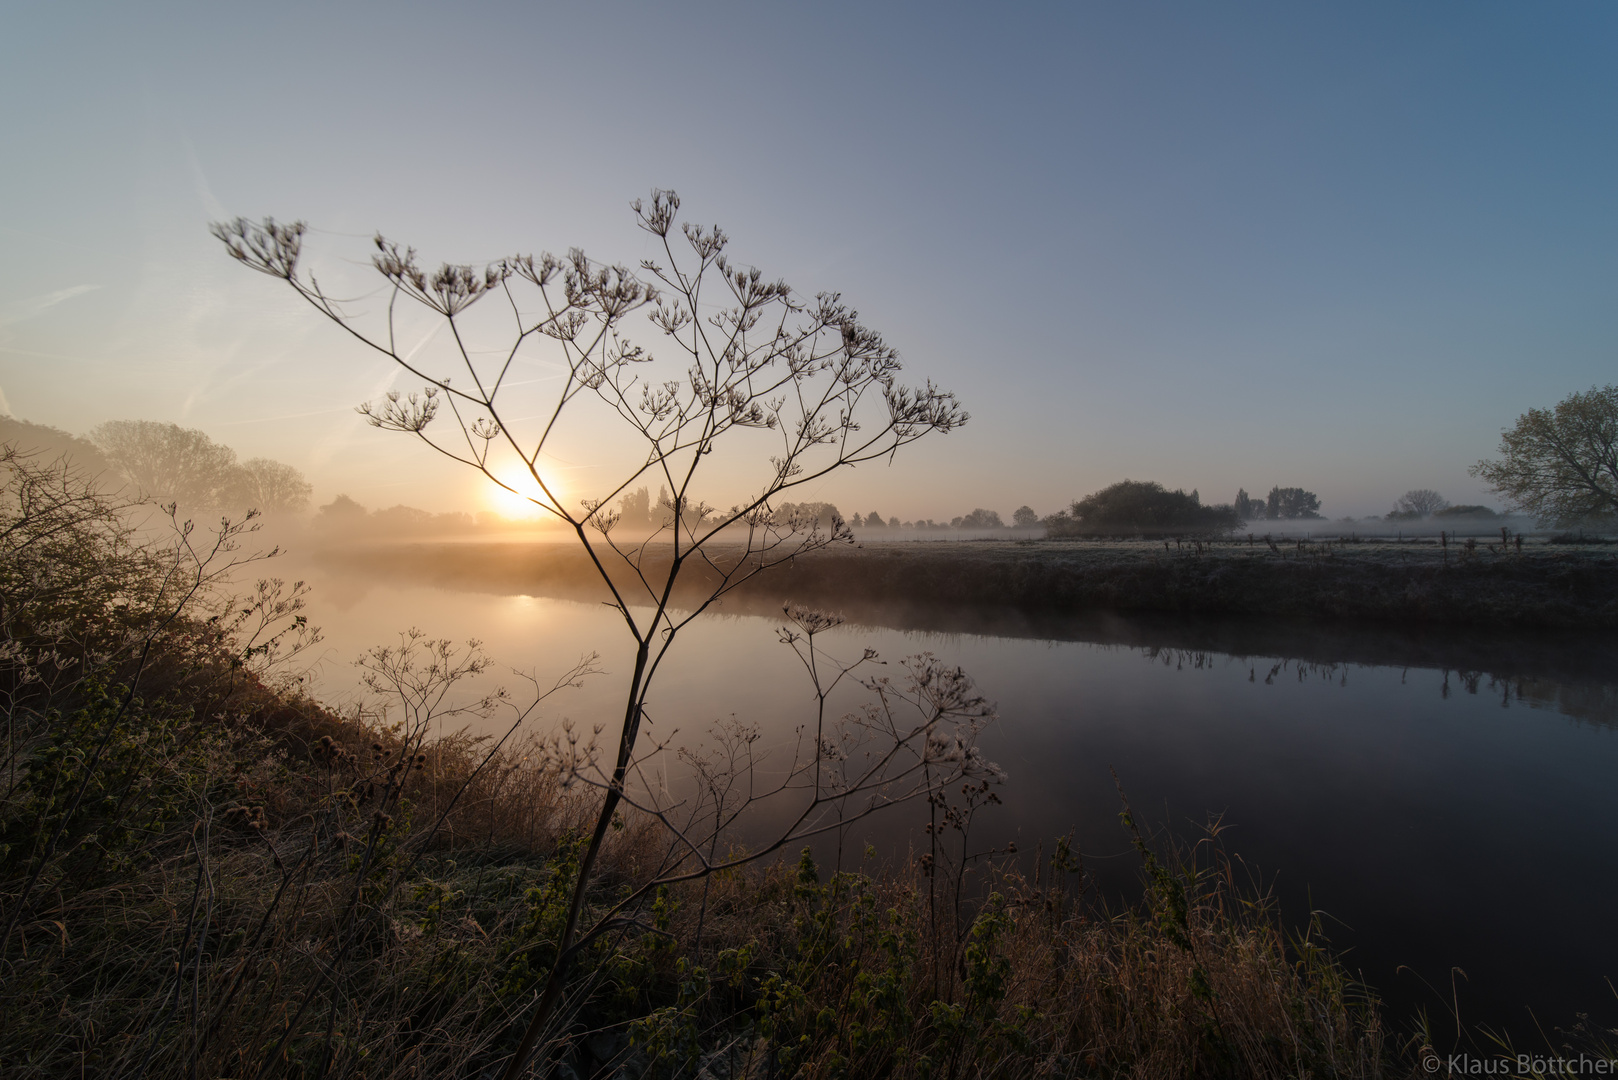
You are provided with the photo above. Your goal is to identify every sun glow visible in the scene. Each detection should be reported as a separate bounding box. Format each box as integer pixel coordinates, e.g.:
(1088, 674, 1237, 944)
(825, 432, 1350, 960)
(481, 472, 560, 521)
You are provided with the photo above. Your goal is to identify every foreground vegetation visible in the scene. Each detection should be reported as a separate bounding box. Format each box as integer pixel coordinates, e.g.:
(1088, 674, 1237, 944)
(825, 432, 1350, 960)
(0, 448, 1421, 1079)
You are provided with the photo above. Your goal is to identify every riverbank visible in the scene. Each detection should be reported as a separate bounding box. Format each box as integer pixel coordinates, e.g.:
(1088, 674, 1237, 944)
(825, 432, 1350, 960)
(2, 450, 1408, 1078)
(0, 598, 1395, 1080)
(319, 536, 1618, 630)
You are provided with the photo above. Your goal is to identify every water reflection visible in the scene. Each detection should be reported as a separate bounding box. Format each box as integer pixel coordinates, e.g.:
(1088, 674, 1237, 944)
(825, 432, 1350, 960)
(288, 551, 1618, 1032)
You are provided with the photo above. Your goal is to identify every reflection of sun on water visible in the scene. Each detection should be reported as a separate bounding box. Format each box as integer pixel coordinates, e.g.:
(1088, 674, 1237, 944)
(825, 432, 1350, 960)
(482, 473, 559, 520)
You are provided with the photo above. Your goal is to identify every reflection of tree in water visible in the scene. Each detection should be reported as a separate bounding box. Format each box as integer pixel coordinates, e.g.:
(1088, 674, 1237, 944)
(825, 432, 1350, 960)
(1510, 678, 1618, 730)
(1140, 647, 1222, 672)
(1437, 670, 1617, 728)
(1138, 647, 1350, 687)
(1135, 648, 1618, 728)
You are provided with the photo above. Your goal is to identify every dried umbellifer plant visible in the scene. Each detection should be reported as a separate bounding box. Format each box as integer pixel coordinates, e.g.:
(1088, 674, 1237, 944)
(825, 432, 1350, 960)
(213, 191, 984, 1078)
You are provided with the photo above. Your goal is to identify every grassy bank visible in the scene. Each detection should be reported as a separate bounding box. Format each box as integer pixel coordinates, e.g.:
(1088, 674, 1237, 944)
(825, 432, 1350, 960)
(0, 680, 1397, 1079)
(0, 670, 1393, 1079)
(0, 452, 1414, 1078)
(321, 536, 1618, 631)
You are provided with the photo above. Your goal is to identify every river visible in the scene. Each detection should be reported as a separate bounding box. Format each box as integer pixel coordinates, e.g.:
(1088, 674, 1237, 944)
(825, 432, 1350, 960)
(287, 551, 1618, 1032)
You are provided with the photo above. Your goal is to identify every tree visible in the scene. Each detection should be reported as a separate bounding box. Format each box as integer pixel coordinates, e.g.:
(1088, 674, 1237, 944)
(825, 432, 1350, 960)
(772, 500, 842, 530)
(1389, 489, 1447, 519)
(237, 456, 313, 513)
(1233, 488, 1255, 521)
(315, 493, 368, 525)
(370, 504, 435, 530)
(0, 416, 111, 476)
(1471, 385, 1618, 525)
(1012, 505, 1038, 528)
(90, 420, 242, 508)
(1266, 486, 1321, 520)
(213, 191, 983, 1079)
(1049, 480, 1240, 536)
(959, 508, 1003, 528)
(88, 419, 311, 513)
(617, 485, 652, 528)
(864, 511, 887, 527)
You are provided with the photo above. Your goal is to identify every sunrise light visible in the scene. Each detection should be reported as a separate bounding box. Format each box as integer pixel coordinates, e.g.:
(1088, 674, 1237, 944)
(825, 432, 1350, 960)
(481, 470, 559, 521)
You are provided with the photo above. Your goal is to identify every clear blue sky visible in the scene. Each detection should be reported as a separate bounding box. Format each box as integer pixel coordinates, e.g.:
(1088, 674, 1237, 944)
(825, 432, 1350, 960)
(2, 1, 1614, 519)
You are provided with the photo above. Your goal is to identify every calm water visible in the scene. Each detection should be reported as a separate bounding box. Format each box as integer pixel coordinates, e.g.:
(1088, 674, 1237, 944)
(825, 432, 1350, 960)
(294, 557, 1618, 1032)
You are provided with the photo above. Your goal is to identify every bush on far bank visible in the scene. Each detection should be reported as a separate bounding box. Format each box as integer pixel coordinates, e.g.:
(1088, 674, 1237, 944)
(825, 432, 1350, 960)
(1046, 480, 1241, 538)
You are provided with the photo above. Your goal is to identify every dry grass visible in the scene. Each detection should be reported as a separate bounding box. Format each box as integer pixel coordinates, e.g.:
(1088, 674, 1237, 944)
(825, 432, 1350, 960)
(604, 825, 1389, 1080)
(0, 653, 1397, 1079)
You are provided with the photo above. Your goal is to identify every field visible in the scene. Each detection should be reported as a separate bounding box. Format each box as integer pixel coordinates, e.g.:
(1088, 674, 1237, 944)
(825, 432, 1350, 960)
(318, 535, 1618, 631)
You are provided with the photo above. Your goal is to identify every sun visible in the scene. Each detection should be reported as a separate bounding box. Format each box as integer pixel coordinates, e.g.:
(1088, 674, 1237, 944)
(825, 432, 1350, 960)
(481, 472, 560, 520)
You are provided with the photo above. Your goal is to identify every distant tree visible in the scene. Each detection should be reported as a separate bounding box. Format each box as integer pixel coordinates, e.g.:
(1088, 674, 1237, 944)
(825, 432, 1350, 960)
(1433, 504, 1496, 519)
(1012, 505, 1038, 528)
(849, 512, 863, 528)
(315, 493, 368, 525)
(90, 420, 242, 508)
(236, 456, 313, 513)
(617, 485, 652, 528)
(949, 516, 964, 528)
(1266, 486, 1321, 520)
(1471, 385, 1618, 525)
(371, 504, 435, 530)
(88, 419, 309, 512)
(772, 501, 842, 531)
(1233, 488, 1255, 520)
(959, 508, 1004, 528)
(0, 416, 111, 475)
(1051, 480, 1240, 536)
(864, 511, 887, 528)
(1390, 489, 1448, 519)
(311, 497, 483, 536)
(664, 485, 711, 529)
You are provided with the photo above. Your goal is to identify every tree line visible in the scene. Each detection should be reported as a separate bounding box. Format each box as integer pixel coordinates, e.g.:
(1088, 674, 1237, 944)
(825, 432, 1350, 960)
(603, 485, 1051, 534)
(850, 385, 1618, 540)
(0, 415, 311, 514)
(1233, 486, 1322, 522)
(1384, 489, 1497, 521)
(851, 506, 1040, 530)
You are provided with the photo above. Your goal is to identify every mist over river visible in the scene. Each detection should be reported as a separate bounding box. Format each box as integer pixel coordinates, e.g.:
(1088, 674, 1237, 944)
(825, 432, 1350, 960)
(288, 550, 1618, 1032)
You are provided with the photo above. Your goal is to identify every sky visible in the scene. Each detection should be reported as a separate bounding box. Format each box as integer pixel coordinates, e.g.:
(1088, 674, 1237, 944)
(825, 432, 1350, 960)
(2, 1, 1615, 521)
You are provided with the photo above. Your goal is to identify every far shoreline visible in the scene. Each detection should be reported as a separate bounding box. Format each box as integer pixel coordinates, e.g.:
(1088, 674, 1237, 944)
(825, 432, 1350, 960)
(310, 534, 1618, 632)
